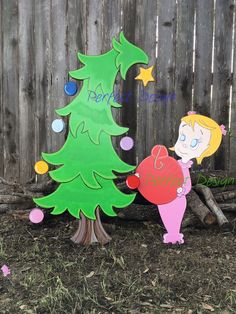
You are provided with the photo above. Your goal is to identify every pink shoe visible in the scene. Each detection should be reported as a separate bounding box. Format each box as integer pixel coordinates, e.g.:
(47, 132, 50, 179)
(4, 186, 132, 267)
(163, 233, 184, 244)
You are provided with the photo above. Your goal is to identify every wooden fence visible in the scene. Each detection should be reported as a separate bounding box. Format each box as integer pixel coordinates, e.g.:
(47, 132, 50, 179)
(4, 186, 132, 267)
(0, 0, 235, 184)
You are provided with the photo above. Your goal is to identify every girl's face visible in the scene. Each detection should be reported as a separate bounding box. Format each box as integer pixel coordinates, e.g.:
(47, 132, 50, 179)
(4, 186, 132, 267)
(174, 121, 211, 163)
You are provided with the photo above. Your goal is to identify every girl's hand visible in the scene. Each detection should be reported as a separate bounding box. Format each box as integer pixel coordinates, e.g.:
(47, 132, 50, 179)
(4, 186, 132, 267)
(177, 186, 186, 197)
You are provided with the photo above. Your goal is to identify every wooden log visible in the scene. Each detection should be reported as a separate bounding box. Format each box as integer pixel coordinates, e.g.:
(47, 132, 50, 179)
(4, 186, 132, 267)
(0, 202, 34, 213)
(182, 213, 203, 229)
(219, 203, 236, 212)
(214, 190, 236, 203)
(194, 184, 229, 227)
(211, 184, 236, 195)
(116, 203, 159, 222)
(26, 180, 56, 194)
(186, 190, 216, 226)
(0, 194, 32, 204)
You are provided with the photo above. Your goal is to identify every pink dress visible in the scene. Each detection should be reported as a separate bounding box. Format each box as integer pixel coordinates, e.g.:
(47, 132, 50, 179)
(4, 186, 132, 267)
(157, 159, 193, 244)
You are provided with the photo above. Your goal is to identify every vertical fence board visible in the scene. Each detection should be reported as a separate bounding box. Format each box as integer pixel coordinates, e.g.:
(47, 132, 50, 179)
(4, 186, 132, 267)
(121, 0, 137, 165)
(102, 0, 122, 153)
(156, 0, 177, 147)
(86, 0, 103, 55)
(194, 0, 214, 115)
(212, 0, 234, 170)
(175, 0, 195, 135)
(68, 0, 86, 71)
(2, 0, 19, 182)
(0, 0, 3, 177)
(229, 4, 236, 172)
(18, 0, 35, 183)
(136, 0, 157, 162)
(50, 0, 68, 154)
(34, 0, 52, 182)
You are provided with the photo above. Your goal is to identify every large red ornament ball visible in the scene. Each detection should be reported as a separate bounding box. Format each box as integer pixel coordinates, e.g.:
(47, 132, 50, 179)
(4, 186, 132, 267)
(136, 145, 184, 205)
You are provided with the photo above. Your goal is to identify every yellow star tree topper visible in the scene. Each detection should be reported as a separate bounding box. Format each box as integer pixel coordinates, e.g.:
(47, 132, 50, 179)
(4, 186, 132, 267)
(135, 66, 155, 86)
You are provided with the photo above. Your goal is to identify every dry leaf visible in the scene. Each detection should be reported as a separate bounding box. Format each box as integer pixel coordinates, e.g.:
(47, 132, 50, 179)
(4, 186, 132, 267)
(105, 296, 113, 301)
(151, 280, 156, 287)
(202, 303, 214, 312)
(140, 302, 153, 307)
(160, 304, 173, 309)
(86, 271, 95, 278)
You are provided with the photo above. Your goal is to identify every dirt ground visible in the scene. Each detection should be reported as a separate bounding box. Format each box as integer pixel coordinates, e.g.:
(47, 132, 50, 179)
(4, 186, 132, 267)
(0, 208, 235, 314)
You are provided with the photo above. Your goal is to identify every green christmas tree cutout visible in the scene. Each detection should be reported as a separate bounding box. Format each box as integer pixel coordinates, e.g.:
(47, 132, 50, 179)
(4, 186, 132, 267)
(34, 32, 149, 245)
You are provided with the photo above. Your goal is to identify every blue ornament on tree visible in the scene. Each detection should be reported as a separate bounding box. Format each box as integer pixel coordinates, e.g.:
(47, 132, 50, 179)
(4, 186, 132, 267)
(64, 81, 78, 96)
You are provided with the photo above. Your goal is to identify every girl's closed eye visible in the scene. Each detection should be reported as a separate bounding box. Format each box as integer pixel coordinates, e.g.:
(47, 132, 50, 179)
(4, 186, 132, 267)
(179, 133, 186, 141)
(190, 138, 201, 150)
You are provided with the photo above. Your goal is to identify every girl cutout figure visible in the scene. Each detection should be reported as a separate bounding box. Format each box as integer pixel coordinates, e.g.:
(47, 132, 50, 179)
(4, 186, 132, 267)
(158, 112, 226, 244)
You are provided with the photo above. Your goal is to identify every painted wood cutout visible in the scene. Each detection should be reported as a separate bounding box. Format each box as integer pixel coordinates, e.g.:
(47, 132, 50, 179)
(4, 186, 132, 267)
(127, 113, 226, 245)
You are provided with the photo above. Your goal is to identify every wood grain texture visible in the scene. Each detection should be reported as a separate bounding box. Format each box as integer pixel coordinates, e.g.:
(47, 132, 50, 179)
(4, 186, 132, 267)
(156, 0, 177, 147)
(194, 0, 214, 115)
(175, 0, 195, 133)
(2, 0, 19, 182)
(0, 0, 3, 177)
(18, 0, 35, 183)
(230, 2, 236, 172)
(193, 0, 214, 171)
(102, 0, 122, 153)
(86, 0, 103, 55)
(212, 0, 234, 170)
(136, 0, 157, 162)
(120, 0, 137, 165)
(34, 0, 52, 183)
(50, 0, 68, 154)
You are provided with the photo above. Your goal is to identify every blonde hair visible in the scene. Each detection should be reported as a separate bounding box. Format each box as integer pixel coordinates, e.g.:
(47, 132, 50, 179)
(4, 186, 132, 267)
(170, 114, 223, 165)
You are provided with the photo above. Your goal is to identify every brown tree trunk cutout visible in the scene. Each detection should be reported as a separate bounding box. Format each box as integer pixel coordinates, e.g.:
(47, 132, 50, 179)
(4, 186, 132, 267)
(71, 207, 111, 245)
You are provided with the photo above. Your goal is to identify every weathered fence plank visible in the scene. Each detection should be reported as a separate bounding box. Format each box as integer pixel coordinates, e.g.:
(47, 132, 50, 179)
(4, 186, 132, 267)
(34, 0, 52, 182)
(175, 0, 195, 134)
(230, 4, 236, 172)
(136, 0, 157, 162)
(2, 0, 19, 182)
(102, 0, 122, 153)
(50, 0, 68, 154)
(121, 0, 138, 165)
(193, 0, 214, 171)
(86, 0, 103, 55)
(0, 0, 3, 177)
(18, 0, 35, 183)
(156, 0, 177, 147)
(68, 0, 86, 71)
(194, 0, 214, 115)
(212, 0, 234, 170)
